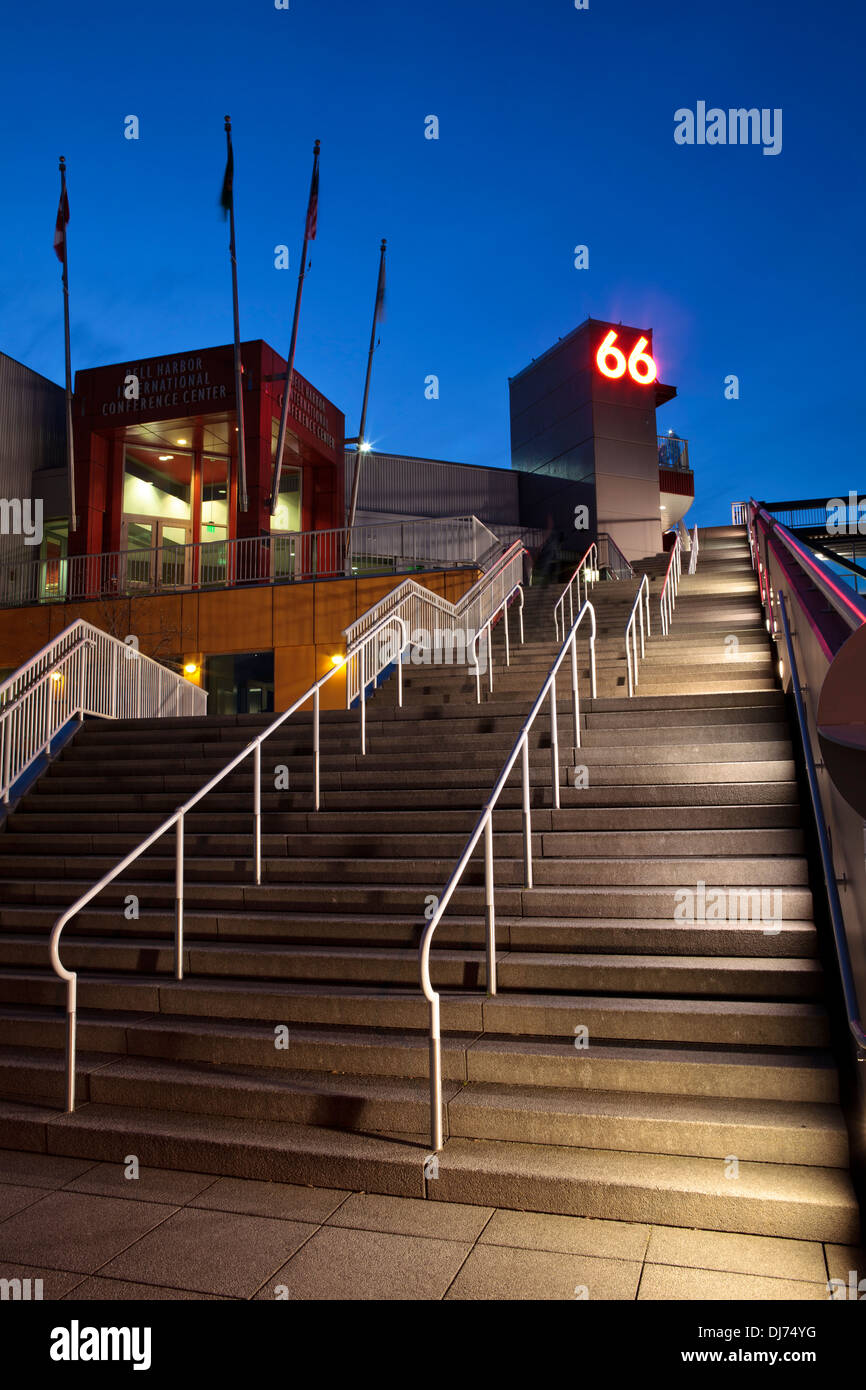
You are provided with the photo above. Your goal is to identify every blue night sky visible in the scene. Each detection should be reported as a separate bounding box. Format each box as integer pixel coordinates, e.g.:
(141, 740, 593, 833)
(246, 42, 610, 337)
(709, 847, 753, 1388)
(2, 0, 863, 525)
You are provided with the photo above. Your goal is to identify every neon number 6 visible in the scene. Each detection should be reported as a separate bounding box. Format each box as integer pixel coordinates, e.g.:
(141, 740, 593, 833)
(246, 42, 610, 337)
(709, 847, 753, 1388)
(596, 329, 626, 378)
(628, 336, 657, 384)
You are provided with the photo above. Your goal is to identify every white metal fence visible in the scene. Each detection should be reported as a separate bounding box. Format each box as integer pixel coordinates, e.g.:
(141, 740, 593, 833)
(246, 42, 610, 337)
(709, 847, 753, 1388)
(0, 516, 503, 609)
(0, 620, 206, 804)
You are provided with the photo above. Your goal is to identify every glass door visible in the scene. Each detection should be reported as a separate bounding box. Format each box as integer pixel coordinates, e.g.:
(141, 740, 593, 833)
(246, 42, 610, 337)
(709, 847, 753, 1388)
(122, 518, 191, 591)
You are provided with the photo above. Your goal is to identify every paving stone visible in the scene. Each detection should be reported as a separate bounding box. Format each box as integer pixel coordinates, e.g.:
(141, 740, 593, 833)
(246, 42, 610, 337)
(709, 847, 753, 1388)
(445, 1243, 642, 1300)
(0, 1190, 178, 1273)
(0, 1261, 86, 1300)
(645, 1226, 826, 1283)
(0, 1149, 96, 1189)
(257, 1225, 472, 1300)
(64, 1161, 219, 1206)
(479, 1209, 650, 1261)
(638, 1264, 829, 1301)
(327, 1192, 493, 1242)
(190, 1176, 350, 1222)
(63, 1276, 223, 1300)
(98, 1206, 315, 1298)
(0, 1183, 53, 1222)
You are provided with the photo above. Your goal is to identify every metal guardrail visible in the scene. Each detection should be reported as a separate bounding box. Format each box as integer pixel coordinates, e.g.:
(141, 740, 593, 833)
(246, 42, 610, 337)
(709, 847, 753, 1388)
(0, 515, 496, 609)
(657, 434, 691, 472)
(49, 602, 416, 1113)
(49, 543, 530, 1111)
(731, 501, 749, 526)
(625, 573, 651, 697)
(1, 620, 205, 804)
(746, 500, 866, 1057)
(659, 533, 683, 636)
(344, 540, 528, 707)
(419, 599, 598, 1150)
(688, 524, 699, 575)
(553, 544, 598, 642)
(597, 532, 634, 581)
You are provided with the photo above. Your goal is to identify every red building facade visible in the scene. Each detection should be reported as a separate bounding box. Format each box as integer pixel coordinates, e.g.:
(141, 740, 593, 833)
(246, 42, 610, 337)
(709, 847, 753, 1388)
(70, 340, 345, 563)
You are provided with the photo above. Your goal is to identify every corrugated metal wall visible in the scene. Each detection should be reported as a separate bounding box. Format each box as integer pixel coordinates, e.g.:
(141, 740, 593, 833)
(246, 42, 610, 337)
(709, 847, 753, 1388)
(0, 353, 65, 564)
(344, 451, 520, 526)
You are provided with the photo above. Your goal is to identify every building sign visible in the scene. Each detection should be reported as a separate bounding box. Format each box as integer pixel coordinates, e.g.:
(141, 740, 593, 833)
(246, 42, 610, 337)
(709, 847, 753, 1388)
(277, 378, 336, 453)
(595, 329, 658, 384)
(99, 356, 229, 416)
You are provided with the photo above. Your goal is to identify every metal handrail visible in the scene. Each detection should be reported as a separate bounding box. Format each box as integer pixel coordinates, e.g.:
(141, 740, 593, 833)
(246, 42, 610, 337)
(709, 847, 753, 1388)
(597, 532, 634, 580)
(688, 524, 699, 575)
(553, 543, 598, 642)
(420, 599, 597, 1151)
(625, 573, 651, 697)
(49, 606, 411, 1113)
(659, 533, 683, 636)
(776, 592, 866, 1055)
(345, 541, 528, 705)
(749, 501, 866, 633)
(469, 584, 524, 703)
(1, 620, 205, 804)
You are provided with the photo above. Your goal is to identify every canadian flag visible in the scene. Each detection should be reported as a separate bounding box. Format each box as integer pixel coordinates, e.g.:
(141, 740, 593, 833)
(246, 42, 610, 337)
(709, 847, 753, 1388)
(53, 185, 69, 263)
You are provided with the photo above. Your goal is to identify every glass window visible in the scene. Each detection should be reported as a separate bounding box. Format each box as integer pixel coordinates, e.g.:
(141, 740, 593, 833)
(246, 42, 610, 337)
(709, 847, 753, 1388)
(269, 468, 301, 534)
(123, 445, 192, 522)
(201, 455, 230, 543)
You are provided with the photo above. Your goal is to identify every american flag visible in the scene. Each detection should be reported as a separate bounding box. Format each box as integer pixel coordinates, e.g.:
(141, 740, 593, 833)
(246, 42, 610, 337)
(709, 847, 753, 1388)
(304, 154, 319, 241)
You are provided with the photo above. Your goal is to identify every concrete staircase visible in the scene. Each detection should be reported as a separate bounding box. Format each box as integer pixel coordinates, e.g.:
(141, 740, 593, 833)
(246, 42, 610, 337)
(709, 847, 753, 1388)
(0, 525, 859, 1242)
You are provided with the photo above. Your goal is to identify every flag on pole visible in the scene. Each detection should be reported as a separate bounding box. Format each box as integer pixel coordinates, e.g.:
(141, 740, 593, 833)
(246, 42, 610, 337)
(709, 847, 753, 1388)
(304, 155, 319, 241)
(220, 139, 234, 218)
(54, 184, 69, 262)
(374, 251, 386, 324)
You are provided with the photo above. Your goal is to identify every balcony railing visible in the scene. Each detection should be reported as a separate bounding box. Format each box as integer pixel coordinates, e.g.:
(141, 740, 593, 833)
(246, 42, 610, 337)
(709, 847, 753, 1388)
(658, 434, 690, 472)
(0, 516, 506, 611)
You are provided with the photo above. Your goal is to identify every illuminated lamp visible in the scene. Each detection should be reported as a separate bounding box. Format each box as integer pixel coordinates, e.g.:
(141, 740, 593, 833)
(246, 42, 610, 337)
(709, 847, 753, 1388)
(183, 662, 198, 676)
(330, 654, 345, 668)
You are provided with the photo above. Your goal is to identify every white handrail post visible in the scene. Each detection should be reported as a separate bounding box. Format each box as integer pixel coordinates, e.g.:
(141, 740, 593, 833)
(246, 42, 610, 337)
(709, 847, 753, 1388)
(570, 633, 580, 750)
(253, 740, 262, 885)
(110, 644, 118, 719)
(518, 587, 524, 644)
(313, 686, 321, 811)
(359, 644, 366, 755)
(487, 620, 494, 693)
(429, 995, 443, 1152)
(174, 812, 184, 981)
(484, 816, 496, 995)
(589, 622, 597, 698)
(504, 600, 510, 667)
(645, 580, 651, 637)
(521, 737, 533, 888)
(549, 675, 560, 809)
(65, 973, 77, 1112)
(638, 590, 645, 659)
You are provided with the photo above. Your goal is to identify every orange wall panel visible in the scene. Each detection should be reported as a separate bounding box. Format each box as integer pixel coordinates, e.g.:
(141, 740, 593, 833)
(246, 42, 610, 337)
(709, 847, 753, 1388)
(274, 582, 314, 647)
(0, 608, 53, 669)
(198, 588, 273, 653)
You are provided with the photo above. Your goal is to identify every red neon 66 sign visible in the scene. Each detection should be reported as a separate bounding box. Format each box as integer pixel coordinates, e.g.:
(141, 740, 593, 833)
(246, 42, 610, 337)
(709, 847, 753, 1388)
(596, 330, 657, 385)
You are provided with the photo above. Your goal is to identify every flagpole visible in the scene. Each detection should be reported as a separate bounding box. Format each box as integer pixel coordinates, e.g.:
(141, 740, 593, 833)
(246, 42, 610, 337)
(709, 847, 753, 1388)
(269, 139, 320, 515)
(58, 156, 76, 532)
(346, 238, 386, 536)
(224, 116, 248, 513)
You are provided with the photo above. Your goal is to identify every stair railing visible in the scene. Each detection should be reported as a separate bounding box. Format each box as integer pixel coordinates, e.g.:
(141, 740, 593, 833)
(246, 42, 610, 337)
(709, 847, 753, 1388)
(1, 619, 205, 805)
(688, 524, 699, 575)
(48, 606, 411, 1114)
(659, 533, 683, 635)
(624, 573, 651, 697)
(553, 543, 598, 642)
(420, 599, 597, 1151)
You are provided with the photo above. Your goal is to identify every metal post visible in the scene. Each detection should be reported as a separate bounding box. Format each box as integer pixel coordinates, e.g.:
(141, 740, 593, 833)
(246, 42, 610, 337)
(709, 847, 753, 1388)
(174, 812, 184, 980)
(638, 592, 645, 658)
(504, 600, 510, 667)
(589, 627, 597, 699)
(518, 587, 524, 644)
(570, 634, 580, 749)
(253, 740, 262, 885)
(313, 686, 321, 811)
(521, 737, 533, 888)
(359, 644, 366, 755)
(550, 675, 560, 809)
(487, 620, 494, 693)
(484, 816, 496, 995)
(429, 996, 443, 1152)
(65, 974, 77, 1112)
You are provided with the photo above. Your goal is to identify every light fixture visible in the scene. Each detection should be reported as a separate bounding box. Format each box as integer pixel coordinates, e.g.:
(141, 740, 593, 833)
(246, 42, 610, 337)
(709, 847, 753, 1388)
(176, 438, 187, 446)
(183, 662, 198, 676)
(778, 659, 784, 678)
(50, 671, 63, 685)
(158, 454, 174, 462)
(359, 441, 371, 453)
(330, 654, 345, 668)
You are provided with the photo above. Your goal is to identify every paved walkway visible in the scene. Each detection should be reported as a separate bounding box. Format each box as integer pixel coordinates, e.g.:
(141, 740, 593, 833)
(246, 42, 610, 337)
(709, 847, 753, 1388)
(0, 1149, 860, 1300)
